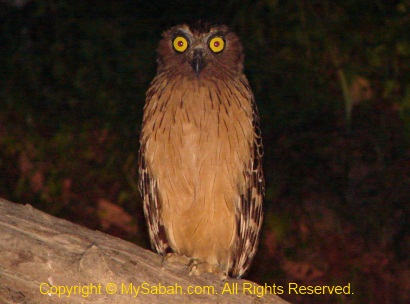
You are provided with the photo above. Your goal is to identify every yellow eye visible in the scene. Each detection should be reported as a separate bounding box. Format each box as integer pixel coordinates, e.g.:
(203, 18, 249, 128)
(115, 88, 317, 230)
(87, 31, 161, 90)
(209, 36, 225, 53)
(173, 36, 189, 53)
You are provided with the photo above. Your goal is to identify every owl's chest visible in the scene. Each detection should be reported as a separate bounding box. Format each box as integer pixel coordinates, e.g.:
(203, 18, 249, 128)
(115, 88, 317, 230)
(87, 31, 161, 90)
(143, 79, 253, 172)
(157, 99, 222, 165)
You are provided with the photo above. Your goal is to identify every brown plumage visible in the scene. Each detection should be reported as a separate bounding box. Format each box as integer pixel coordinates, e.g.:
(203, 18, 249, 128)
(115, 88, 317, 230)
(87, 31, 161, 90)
(139, 21, 264, 278)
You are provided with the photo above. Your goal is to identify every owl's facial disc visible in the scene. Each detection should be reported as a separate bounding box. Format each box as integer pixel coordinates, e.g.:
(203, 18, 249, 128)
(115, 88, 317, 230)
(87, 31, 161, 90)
(192, 48, 206, 77)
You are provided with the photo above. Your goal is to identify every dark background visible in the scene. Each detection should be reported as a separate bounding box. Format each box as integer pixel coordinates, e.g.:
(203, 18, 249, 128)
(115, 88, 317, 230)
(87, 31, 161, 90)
(1, 0, 409, 303)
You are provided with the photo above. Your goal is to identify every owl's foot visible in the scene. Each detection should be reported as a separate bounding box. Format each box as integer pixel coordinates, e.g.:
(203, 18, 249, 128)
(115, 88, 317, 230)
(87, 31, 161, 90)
(188, 259, 228, 281)
(162, 252, 191, 268)
(162, 253, 227, 280)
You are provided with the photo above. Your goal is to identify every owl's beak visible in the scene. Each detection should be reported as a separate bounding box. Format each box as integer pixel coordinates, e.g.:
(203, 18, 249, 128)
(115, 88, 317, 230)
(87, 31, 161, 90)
(192, 49, 206, 77)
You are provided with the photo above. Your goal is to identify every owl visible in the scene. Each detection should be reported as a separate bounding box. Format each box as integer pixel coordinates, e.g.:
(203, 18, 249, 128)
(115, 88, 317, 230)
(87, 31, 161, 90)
(139, 21, 264, 279)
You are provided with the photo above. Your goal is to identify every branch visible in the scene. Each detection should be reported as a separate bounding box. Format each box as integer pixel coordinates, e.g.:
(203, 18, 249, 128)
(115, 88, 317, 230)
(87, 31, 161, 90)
(0, 198, 290, 303)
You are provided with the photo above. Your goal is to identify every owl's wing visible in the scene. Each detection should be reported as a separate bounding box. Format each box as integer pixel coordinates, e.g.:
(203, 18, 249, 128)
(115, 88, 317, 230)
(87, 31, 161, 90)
(233, 93, 265, 278)
(138, 146, 170, 255)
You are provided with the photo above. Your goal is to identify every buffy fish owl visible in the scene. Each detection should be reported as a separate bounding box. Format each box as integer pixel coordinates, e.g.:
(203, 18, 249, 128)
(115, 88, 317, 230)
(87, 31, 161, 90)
(139, 21, 264, 278)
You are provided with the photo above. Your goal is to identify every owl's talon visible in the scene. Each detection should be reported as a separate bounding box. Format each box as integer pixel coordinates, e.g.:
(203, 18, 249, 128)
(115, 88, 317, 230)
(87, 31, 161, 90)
(188, 259, 226, 280)
(162, 252, 191, 268)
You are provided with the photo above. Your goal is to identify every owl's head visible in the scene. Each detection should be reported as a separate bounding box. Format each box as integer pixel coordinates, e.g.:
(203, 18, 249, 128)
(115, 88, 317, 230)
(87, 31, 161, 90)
(157, 21, 244, 79)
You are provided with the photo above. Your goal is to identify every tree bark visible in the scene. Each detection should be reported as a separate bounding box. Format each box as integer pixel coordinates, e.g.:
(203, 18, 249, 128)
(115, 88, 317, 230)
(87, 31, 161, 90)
(0, 198, 290, 303)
